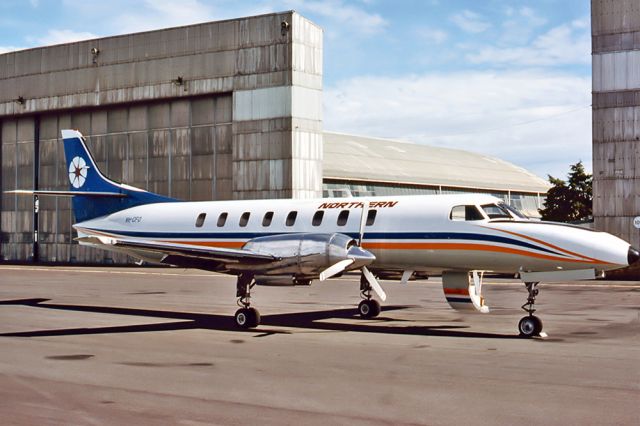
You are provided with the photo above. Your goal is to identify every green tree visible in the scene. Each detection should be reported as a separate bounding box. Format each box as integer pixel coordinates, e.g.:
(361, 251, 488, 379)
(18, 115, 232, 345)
(539, 161, 592, 222)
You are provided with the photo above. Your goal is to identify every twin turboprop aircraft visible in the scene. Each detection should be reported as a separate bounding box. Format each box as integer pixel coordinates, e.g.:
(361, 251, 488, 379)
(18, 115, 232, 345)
(10, 130, 640, 337)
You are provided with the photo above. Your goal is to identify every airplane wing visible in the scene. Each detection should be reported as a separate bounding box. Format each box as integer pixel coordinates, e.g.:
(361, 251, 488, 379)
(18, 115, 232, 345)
(76, 236, 278, 272)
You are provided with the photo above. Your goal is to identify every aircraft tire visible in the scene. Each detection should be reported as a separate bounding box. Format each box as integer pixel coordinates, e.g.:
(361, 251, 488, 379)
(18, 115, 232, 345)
(518, 315, 541, 337)
(235, 308, 260, 329)
(358, 299, 381, 318)
(247, 307, 261, 328)
(532, 315, 543, 335)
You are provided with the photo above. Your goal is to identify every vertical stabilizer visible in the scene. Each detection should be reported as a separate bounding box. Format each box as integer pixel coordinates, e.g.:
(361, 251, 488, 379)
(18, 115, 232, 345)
(61, 130, 177, 222)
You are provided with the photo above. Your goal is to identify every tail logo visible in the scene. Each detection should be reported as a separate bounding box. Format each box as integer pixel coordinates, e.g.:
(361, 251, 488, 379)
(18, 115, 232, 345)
(68, 156, 89, 188)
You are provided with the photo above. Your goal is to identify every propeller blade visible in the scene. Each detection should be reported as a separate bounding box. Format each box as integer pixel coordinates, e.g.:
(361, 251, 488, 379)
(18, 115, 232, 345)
(358, 200, 369, 246)
(362, 266, 386, 301)
(400, 269, 414, 285)
(319, 259, 355, 281)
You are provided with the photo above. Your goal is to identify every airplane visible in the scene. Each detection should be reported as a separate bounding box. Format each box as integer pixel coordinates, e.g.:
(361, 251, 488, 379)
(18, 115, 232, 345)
(8, 129, 640, 337)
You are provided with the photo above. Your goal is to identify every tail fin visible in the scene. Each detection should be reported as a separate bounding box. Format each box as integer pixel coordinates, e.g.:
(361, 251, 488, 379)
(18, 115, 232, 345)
(61, 130, 177, 222)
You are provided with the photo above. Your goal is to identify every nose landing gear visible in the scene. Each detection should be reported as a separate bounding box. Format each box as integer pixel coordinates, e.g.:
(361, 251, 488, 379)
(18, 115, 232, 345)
(234, 273, 260, 329)
(518, 282, 543, 338)
(358, 274, 381, 318)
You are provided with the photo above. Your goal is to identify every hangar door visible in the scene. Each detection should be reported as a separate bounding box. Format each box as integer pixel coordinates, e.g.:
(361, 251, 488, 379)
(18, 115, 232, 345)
(0, 94, 232, 263)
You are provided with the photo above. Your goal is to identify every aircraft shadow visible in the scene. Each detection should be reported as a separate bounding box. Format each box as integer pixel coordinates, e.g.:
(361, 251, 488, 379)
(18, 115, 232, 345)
(0, 298, 518, 339)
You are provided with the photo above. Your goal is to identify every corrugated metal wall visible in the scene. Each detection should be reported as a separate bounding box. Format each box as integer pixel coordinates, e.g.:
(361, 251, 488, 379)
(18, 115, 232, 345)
(1, 94, 233, 262)
(592, 0, 640, 248)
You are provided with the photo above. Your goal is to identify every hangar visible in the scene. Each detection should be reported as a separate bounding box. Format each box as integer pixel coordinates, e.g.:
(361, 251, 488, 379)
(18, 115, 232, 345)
(322, 132, 547, 218)
(0, 11, 548, 264)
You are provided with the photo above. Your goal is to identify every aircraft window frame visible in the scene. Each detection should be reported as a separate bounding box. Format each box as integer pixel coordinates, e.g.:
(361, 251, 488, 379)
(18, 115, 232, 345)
(217, 212, 228, 227)
(366, 209, 377, 226)
(481, 203, 512, 220)
(285, 211, 298, 227)
(195, 213, 206, 228)
(312, 210, 324, 226)
(262, 211, 274, 227)
(450, 205, 485, 221)
(337, 210, 349, 226)
(239, 212, 251, 227)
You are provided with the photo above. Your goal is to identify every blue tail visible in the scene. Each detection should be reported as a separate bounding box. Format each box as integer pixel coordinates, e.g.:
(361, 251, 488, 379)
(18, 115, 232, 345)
(62, 129, 177, 222)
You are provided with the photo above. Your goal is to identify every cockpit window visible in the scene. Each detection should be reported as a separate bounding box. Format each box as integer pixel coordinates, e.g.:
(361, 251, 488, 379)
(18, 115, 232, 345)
(501, 203, 528, 219)
(481, 203, 513, 219)
(450, 205, 484, 221)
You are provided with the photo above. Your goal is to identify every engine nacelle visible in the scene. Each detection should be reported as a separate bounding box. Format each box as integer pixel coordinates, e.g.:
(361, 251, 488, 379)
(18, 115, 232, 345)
(240, 233, 367, 278)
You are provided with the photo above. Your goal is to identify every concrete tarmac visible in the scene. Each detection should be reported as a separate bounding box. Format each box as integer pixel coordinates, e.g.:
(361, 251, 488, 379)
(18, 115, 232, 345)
(0, 265, 638, 425)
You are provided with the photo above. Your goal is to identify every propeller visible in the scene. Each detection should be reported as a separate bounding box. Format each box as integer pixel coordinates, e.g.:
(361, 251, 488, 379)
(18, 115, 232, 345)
(318, 200, 387, 302)
(319, 258, 354, 281)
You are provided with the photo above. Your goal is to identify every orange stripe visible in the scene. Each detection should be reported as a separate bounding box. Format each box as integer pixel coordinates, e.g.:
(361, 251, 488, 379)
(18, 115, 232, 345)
(164, 240, 246, 249)
(362, 242, 601, 264)
(483, 226, 605, 264)
(444, 288, 469, 295)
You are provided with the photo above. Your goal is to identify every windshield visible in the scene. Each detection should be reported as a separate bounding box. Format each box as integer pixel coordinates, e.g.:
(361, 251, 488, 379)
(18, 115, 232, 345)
(481, 203, 513, 219)
(481, 202, 529, 220)
(501, 203, 528, 219)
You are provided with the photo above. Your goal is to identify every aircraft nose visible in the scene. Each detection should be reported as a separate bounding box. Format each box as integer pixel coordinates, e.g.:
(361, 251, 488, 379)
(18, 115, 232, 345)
(628, 246, 640, 265)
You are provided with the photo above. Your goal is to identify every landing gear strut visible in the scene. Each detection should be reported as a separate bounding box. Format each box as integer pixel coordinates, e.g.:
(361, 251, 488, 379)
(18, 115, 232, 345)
(358, 273, 381, 318)
(518, 282, 543, 337)
(234, 273, 260, 329)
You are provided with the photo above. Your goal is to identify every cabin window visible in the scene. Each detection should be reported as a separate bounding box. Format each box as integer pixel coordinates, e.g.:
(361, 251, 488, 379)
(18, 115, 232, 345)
(366, 210, 377, 226)
(239, 212, 250, 227)
(337, 210, 349, 226)
(217, 212, 228, 227)
(312, 210, 324, 226)
(286, 211, 298, 227)
(195, 213, 206, 228)
(450, 205, 484, 221)
(262, 211, 274, 227)
(481, 204, 511, 220)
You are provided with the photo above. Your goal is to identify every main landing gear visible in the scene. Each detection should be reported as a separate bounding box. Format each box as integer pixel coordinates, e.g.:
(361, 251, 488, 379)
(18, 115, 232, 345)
(358, 273, 381, 318)
(518, 282, 543, 338)
(234, 273, 260, 329)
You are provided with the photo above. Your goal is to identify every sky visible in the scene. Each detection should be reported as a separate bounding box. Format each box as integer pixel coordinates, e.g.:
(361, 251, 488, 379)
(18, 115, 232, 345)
(0, 0, 592, 180)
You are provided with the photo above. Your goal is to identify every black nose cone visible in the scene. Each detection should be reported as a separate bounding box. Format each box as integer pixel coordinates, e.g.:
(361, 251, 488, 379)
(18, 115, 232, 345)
(628, 247, 640, 265)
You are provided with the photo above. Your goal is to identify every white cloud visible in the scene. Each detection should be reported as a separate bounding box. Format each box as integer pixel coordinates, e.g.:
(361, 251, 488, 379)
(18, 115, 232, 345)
(0, 46, 26, 54)
(34, 29, 98, 46)
(500, 6, 547, 44)
(114, 0, 216, 33)
(468, 20, 590, 67)
(283, 0, 387, 36)
(324, 71, 591, 178)
(450, 10, 490, 34)
(416, 28, 448, 44)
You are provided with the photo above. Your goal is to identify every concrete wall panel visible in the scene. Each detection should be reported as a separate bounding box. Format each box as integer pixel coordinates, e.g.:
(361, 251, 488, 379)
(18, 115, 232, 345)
(593, 51, 640, 91)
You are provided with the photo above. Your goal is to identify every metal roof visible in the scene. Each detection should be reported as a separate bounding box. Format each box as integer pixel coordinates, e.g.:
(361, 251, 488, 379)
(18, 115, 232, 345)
(322, 132, 551, 194)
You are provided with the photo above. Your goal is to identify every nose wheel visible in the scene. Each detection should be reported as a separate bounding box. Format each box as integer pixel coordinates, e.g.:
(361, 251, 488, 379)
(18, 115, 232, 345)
(358, 274, 381, 318)
(234, 273, 260, 329)
(519, 282, 542, 338)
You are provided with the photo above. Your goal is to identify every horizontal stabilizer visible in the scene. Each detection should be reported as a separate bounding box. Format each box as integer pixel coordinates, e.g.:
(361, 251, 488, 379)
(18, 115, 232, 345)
(6, 190, 126, 198)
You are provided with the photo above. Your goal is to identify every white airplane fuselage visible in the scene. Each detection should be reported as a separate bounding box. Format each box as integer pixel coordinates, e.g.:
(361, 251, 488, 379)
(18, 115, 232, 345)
(75, 194, 630, 276)
(11, 129, 639, 334)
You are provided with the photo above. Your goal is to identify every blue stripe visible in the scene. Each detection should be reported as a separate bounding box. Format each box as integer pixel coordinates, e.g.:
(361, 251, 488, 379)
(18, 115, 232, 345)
(445, 297, 473, 304)
(87, 229, 564, 257)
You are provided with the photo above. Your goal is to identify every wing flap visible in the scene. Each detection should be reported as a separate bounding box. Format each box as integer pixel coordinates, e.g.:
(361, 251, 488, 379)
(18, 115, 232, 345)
(78, 236, 277, 265)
